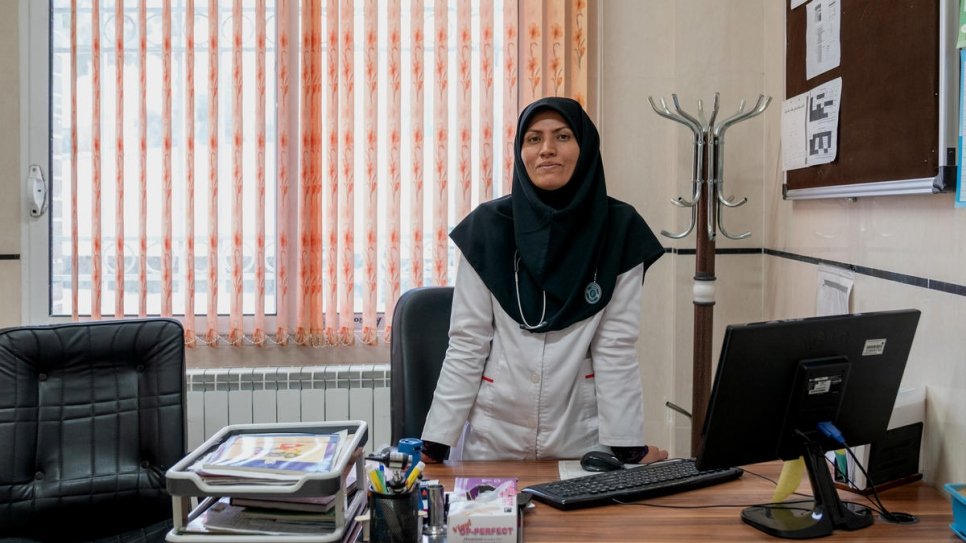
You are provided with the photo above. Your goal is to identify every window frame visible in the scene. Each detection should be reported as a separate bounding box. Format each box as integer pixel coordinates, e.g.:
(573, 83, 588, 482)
(20, 0, 511, 354)
(21, 0, 53, 327)
(21, 0, 307, 342)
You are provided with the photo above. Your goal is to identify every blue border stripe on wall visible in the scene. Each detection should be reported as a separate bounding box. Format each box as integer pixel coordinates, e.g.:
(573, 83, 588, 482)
(664, 247, 966, 297)
(5, 248, 963, 296)
(669, 247, 761, 256)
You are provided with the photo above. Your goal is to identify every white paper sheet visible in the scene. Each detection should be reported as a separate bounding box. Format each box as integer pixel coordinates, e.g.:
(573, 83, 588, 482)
(782, 94, 808, 171)
(782, 78, 842, 171)
(805, 77, 842, 166)
(791, 0, 809, 9)
(806, 0, 841, 79)
(816, 264, 853, 317)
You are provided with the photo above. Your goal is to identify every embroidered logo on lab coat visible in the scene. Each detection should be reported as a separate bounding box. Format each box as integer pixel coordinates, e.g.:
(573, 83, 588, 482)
(584, 281, 601, 304)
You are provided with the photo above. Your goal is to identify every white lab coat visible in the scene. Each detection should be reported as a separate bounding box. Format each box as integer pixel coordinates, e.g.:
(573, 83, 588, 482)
(421, 255, 647, 461)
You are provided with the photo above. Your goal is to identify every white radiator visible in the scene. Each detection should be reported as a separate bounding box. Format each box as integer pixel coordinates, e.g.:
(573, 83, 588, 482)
(185, 364, 391, 453)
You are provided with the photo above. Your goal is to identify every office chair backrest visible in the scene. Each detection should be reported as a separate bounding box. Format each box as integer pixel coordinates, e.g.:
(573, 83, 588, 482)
(0, 319, 185, 542)
(390, 286, 454, 445)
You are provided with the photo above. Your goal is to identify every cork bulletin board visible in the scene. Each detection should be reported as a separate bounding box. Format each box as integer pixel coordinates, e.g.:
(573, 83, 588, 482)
(783, 1, 954, 197)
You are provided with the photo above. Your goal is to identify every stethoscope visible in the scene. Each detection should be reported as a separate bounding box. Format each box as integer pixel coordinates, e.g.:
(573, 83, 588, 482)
(513, 251, 601, 331)
(513, 252, 547, 330)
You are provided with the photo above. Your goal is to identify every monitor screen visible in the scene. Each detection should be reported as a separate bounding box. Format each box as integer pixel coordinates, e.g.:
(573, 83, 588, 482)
(695, 309, 920, 538)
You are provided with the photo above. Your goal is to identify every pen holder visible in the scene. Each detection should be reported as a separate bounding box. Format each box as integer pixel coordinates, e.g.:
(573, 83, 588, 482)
(369, 488, 421, 543)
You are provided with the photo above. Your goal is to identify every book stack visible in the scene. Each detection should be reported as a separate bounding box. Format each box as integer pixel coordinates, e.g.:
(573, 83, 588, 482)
(190, 431, 348, 483)
(180, 430, 365, 541)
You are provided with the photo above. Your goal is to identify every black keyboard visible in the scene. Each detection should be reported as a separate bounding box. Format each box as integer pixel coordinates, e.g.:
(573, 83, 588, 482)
(522, 458, 743, 510)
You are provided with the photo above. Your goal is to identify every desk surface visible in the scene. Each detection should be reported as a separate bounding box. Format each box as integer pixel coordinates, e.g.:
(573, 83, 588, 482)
(423, 460, 956, 542)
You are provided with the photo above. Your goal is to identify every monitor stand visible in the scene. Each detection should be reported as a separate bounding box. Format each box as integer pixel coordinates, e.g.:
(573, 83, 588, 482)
(741, 440, 874, 539)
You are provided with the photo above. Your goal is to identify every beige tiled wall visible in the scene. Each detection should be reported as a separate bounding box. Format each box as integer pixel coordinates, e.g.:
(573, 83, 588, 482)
(757, 0, 965, 487)
(599, 0, 770, 458)
(601, 0, 965, 487)
(0, 0, 21, 327)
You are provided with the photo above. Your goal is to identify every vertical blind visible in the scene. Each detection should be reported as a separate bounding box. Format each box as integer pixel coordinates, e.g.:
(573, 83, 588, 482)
(50, 0, 590, 347)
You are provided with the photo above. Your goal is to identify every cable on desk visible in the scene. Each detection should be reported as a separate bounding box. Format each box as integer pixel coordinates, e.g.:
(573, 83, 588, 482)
(616, 459, 915, 524)
(827, 448, 919, 525)
(817, 422, 920, 526)
(613, 498, 816, 512)
(609, 463, 814, 511)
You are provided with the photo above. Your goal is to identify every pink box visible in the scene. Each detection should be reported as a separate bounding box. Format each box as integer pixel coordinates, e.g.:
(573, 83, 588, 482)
(447, 477, 521, 543)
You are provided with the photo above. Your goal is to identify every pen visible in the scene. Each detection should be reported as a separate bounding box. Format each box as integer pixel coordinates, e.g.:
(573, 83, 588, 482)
(401, 458, 420, 482)
(404, 461, 425, 491)
(376, 465, 388, 493)
(367, 467, 386, 494)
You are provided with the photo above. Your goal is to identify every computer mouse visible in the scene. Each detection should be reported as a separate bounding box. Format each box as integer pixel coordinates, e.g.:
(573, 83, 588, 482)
(580, 450, 624, 472)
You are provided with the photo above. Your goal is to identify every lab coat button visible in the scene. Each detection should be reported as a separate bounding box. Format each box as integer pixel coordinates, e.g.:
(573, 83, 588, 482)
(529, 372, 540, 384)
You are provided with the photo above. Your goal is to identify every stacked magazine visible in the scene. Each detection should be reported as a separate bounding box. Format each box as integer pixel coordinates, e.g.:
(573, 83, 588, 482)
(182, 430, 365, 540)
(191, 430, 348, 483)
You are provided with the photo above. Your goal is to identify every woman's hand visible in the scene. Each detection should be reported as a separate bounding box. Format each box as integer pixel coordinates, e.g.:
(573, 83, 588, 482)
(420, 440, 448, 464)
(421, 452, 443, 464)
(641, 445, 669, 464)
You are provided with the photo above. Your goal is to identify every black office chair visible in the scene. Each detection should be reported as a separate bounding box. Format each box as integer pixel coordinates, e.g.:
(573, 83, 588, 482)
(389, 286, 454, 446)
(0, 319, 186, 543)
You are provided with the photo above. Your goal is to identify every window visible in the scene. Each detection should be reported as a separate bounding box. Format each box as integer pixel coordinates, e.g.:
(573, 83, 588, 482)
(23, 0, 590, 349)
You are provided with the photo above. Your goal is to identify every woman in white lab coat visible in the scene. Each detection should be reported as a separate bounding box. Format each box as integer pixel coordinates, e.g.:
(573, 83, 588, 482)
(420, 97, 667, 463)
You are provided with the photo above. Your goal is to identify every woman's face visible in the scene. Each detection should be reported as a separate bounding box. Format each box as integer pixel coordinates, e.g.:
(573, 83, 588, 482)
(521, 109, 580, 191)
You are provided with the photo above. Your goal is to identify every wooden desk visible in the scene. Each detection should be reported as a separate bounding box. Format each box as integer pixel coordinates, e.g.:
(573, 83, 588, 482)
(423, 461, 955, 542)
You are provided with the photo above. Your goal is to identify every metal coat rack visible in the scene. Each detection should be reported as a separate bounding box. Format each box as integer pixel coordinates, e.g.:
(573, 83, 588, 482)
(648, 92, 770, 455)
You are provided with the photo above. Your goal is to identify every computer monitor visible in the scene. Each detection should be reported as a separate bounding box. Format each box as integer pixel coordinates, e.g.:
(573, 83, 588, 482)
(695, 309, 920, 539)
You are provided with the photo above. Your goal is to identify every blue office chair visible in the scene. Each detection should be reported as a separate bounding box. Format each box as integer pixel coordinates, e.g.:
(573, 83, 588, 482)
(389, 286, 454, 446)
(0, 319, 185, 543)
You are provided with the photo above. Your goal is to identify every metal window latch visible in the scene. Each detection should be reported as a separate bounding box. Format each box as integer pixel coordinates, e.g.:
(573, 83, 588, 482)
(28, 165, 47, 218)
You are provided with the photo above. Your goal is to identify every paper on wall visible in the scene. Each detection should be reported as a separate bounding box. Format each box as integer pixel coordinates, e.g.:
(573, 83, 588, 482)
(806, 0, 841, 79)
(816, 264, 853, 317)
(805, 77, 842, 166)
(781, 94, 808, 171)
(791, 0, 808, 9)
(781, 77, 842, 171)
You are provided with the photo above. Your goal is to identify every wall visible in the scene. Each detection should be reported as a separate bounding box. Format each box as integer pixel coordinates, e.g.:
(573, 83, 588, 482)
(758, 0, 965, 488)
(598, 0, 768, 462)
(600, 0, 965, 487)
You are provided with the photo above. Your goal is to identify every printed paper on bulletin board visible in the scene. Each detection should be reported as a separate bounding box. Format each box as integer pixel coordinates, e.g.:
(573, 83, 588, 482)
(785, 2, 940, 192)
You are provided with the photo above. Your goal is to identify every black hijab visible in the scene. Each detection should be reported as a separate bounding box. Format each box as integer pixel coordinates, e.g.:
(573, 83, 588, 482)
(450, 97, 664, 332)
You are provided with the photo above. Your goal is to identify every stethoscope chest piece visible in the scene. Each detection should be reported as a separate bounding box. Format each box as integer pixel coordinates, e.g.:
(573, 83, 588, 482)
(514, 251, 602, 330)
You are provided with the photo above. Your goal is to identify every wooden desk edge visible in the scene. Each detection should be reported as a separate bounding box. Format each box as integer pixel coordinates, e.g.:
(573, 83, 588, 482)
(422, 460, 956, 542)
